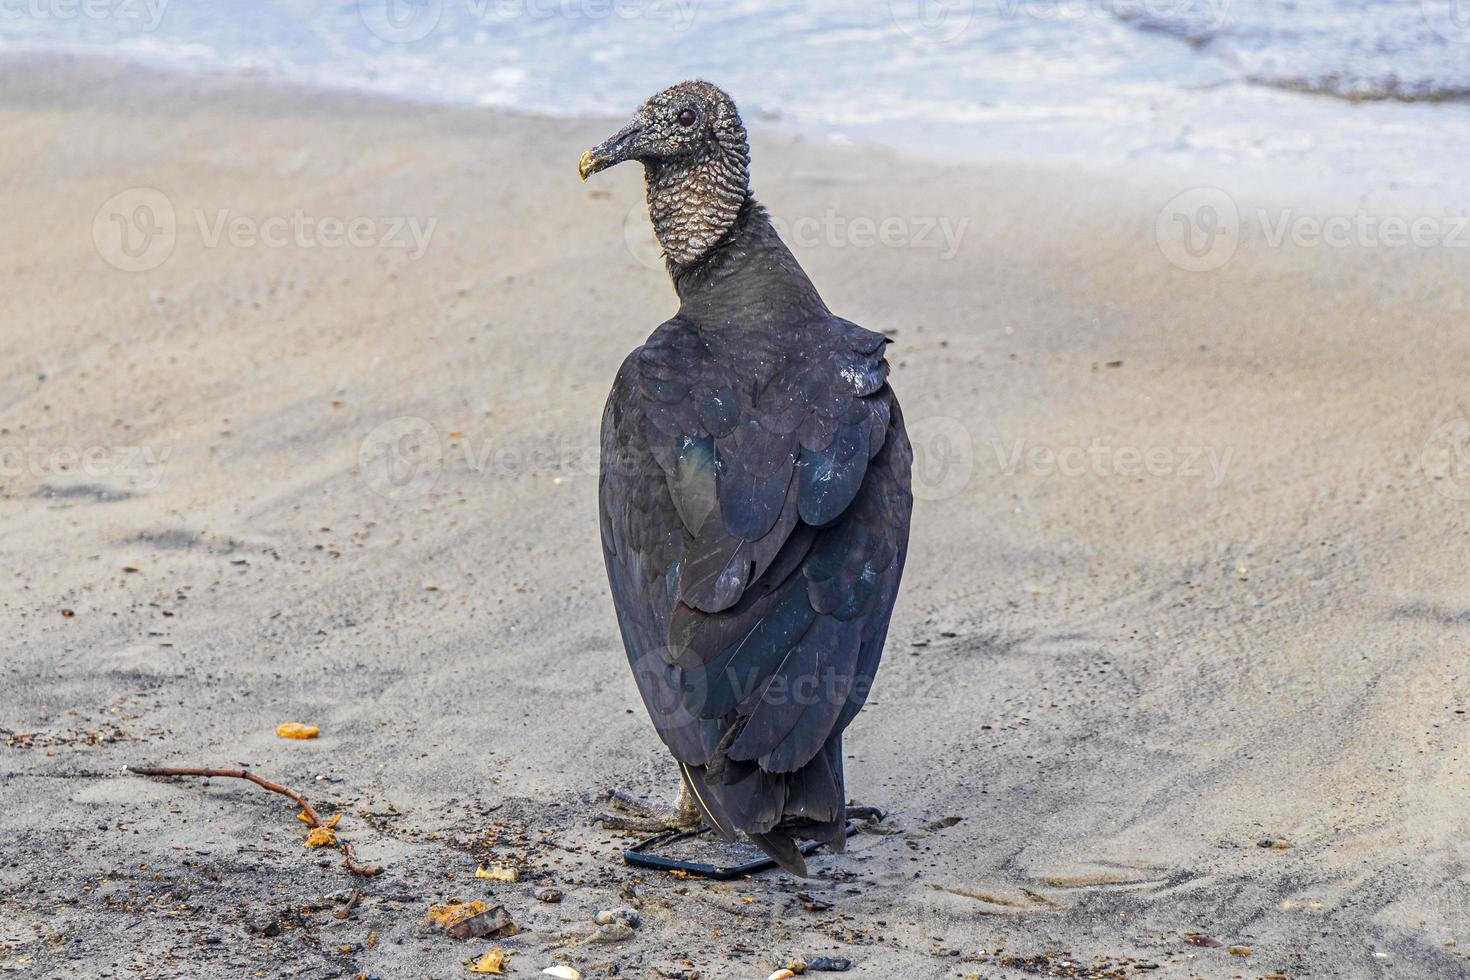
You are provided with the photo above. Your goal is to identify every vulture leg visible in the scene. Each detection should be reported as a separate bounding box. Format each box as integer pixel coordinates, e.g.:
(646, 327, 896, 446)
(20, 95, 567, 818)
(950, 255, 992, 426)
(596, 781, 703, 833)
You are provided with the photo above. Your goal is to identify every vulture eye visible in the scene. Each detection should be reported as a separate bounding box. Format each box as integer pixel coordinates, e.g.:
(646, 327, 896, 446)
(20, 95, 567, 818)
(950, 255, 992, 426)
(676, 108, 697, 128)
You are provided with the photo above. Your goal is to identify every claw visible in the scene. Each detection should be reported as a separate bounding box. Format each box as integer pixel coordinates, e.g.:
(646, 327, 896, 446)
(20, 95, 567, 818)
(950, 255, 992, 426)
(606, 789, 658, 814)
(595, 812, 671, 833)
(596, 787, 703, 833)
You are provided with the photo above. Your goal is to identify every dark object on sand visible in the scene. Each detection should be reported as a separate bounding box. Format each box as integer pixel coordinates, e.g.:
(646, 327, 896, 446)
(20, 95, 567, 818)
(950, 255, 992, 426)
(624, 822, 858, 881)
(808, 957, 854, 972)
(585, 81, 912, 876)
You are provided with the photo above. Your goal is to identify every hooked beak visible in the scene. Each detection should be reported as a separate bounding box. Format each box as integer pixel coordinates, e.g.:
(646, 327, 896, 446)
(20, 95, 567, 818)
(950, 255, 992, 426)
(579, 122, 641, 181)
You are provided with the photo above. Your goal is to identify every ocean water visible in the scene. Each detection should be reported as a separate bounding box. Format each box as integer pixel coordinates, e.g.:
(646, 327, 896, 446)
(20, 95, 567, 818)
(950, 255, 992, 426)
(2, 0, 1468, 200)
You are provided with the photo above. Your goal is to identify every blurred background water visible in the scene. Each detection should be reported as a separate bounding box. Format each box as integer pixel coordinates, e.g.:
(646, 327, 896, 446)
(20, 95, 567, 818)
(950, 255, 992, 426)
(3, 0, 1468, 200)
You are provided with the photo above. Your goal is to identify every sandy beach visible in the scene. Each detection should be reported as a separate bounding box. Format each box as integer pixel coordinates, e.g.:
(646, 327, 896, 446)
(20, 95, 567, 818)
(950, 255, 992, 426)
(2, 54, 1469, 979)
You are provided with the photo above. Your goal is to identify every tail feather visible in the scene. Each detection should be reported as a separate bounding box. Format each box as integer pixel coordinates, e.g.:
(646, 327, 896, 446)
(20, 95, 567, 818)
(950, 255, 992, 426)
(786, 736, 844, 822)
(678, 762, 736, 842)
(748, 829, 808, 876)
(679, 734, 846, 876)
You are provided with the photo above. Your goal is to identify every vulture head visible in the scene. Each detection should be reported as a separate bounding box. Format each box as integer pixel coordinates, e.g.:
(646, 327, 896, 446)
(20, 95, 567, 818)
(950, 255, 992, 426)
(579, 80, 751, 269)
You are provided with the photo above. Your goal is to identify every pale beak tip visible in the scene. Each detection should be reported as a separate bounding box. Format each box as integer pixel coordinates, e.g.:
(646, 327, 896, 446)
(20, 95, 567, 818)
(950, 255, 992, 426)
(578, 149, 596, 182)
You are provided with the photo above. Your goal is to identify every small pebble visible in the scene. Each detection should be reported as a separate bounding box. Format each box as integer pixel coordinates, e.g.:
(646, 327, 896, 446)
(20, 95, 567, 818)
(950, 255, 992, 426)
(534, 887, 564, 904)
(245, 914, 282, 937)
(587, 922, 636, 944)
(594, 906, 640, 928)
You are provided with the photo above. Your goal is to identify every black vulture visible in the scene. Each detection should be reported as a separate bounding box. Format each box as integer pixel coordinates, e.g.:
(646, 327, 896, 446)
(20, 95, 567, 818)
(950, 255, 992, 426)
(582, 80, 912, 876)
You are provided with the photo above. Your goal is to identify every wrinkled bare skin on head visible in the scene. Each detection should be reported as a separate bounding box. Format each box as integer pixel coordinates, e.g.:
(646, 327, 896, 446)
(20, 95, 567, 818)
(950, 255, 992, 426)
(638, 82, 750, 270)
(581, 80, 751, 271)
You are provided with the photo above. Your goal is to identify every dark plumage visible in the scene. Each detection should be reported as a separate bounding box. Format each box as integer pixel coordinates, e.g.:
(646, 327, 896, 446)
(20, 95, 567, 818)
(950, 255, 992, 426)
(585, 80, 912, 876)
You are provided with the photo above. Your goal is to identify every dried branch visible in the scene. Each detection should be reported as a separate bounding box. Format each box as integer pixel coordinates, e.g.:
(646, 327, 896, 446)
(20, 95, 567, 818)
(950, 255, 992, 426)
(128, 765, 381, 878)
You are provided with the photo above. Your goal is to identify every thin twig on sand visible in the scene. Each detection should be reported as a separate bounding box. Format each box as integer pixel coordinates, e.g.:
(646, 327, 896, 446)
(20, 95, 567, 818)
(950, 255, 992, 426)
(333, 888, 363, 920)
(128, 765, 381, 877)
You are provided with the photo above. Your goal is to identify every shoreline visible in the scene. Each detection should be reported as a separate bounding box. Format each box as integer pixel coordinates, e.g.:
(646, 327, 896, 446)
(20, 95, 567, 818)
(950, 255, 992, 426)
(7, 43, 1470, 214)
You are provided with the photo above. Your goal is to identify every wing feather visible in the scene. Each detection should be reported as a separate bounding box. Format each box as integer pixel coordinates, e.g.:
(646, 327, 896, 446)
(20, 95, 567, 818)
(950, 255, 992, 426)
(600, 315, 911, 872)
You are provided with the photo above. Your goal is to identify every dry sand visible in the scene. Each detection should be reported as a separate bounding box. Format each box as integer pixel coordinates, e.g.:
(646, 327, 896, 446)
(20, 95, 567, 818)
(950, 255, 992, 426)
(2, 54, 1468, 979)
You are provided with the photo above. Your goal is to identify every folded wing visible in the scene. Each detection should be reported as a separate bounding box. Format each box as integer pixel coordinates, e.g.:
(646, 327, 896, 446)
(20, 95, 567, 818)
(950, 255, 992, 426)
(600, 315, 911, 873)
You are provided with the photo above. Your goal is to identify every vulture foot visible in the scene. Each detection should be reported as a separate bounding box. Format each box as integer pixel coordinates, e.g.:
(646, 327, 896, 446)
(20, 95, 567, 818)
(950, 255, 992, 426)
(596, 784, 703, 833)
